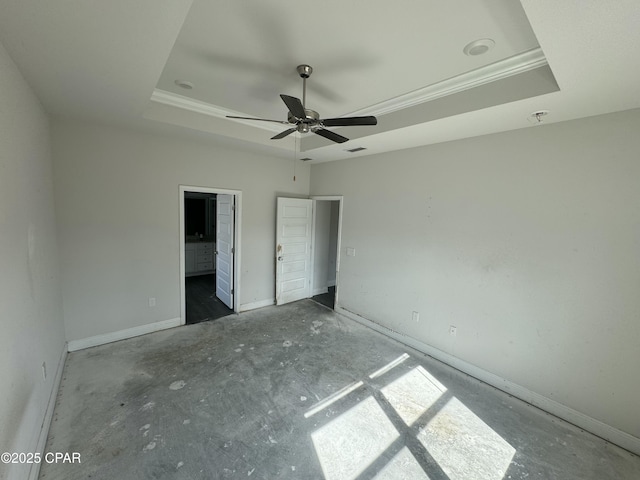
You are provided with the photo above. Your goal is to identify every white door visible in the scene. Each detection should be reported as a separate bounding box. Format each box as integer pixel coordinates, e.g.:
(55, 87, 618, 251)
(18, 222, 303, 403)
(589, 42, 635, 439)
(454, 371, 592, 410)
(276, 197, 313, 305)
(216, 194, 234, 309)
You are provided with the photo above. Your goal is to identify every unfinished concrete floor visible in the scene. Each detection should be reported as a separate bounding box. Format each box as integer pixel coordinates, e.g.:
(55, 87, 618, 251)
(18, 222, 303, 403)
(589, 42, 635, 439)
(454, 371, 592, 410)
(40, 300, 640, 479)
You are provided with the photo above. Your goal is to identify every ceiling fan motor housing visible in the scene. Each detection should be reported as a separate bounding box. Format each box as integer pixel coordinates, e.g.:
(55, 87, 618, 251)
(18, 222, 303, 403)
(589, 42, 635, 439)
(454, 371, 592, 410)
(287, 109, 319, 122)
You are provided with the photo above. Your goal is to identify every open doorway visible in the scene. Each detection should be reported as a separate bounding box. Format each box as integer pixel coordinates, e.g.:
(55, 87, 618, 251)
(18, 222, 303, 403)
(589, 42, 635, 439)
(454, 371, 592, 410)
(274, 195, 342, 308)
(311, 196, 342, 310)
(180, 186, 241, 325)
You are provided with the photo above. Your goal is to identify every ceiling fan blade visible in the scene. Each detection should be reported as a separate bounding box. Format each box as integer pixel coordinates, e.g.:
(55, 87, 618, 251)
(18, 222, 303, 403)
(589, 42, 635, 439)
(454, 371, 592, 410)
(321, 116, 378, 127)
(280, 94, 307, 119)
(271, 128, 297, 140)
(226, 115, 290, 125)
(314, 128, 349, 144)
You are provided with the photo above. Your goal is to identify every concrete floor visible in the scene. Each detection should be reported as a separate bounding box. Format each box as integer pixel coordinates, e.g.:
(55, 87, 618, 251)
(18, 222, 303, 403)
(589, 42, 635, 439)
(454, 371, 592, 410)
(40, 300, 640, 479)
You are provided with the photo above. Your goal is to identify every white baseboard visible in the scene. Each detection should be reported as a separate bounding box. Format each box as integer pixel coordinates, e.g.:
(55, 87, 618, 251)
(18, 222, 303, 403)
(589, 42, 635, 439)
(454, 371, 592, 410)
(67, 317, 181, 352)
(28, 342, 67, 480)
(312, 286, 329, 296)
(239, 298, 275, 312)
(335, 305, 640, 456)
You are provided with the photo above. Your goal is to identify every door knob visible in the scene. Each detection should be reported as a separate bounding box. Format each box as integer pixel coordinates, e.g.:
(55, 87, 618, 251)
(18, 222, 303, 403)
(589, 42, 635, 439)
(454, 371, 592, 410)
(277, 256, 283, 261)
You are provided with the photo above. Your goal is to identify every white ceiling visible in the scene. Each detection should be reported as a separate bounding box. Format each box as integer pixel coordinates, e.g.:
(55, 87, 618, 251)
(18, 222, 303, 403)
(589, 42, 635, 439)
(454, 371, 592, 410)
(1, 0, 639, 163)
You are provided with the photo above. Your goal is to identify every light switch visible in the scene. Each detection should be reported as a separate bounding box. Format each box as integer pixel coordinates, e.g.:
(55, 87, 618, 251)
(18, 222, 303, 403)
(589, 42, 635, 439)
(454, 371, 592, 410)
(346, 247, 356, 257)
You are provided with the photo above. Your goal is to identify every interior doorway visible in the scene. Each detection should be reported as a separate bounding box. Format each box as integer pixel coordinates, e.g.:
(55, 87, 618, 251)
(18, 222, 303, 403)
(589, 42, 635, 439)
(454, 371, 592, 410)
(311, 196, 342, 310)
(274, 195, 342, 309)
(179, 186, 241, 325)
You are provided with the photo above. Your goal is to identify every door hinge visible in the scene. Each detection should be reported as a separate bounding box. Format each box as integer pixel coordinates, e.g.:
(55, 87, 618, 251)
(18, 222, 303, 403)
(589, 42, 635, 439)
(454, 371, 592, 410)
(231, 247, 234, 254)
(231, 289, 234, 295)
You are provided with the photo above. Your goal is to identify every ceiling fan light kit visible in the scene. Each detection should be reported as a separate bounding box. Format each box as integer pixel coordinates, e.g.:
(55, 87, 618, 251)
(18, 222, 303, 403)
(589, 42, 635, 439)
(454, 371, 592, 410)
(226, 64, 378, 144)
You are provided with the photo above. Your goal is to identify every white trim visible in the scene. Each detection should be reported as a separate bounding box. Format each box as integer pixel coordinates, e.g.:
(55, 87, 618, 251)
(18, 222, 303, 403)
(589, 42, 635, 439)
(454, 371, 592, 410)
(179, 185, 242, 324)
(67, 317, 181, 352)
(28, 343, 67, 480)
(335, 306, 640, 456)
(239, 298, 275, 312)
(151, 90, 285, 134)
(346, 48, 548, 118)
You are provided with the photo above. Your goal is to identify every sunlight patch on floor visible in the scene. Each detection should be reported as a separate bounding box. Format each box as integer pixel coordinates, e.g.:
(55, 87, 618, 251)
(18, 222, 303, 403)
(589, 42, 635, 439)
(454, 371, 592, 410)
(304, 380, 364, 418)
(418, 396, 516, 480)
(371, 446, 432, 480)
(369, 353, 411, 379)
(311, 396, 400, 480)
(381, 365, 446, 426)
(309, 354, 516, 479)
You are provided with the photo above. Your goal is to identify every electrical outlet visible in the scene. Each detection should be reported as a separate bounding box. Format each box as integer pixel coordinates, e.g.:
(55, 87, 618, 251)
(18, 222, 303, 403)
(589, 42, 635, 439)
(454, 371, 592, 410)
(42, 362, 47, 380)
(449, 325, 457, 336)
(412, 311, 420, 322)
(148, 297, 156, 307)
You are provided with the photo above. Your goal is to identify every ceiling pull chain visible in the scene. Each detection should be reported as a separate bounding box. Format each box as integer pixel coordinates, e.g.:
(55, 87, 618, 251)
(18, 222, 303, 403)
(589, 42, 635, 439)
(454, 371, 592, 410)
(293, 134, 297, 182)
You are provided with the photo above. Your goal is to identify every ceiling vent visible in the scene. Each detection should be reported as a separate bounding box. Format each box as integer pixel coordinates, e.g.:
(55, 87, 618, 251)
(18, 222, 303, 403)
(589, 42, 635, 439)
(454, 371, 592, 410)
(299, 157, 313, 162)
(346, 147, 367, 153)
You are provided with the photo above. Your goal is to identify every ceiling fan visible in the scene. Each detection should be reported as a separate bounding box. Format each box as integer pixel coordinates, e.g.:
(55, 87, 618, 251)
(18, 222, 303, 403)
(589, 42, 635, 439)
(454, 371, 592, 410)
(226, 64, 377, 144)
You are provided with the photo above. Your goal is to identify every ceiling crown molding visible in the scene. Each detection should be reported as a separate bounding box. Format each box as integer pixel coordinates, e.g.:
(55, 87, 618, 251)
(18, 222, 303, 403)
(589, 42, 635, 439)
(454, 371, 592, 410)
(151, 47, 547, 131)
(150, 90, 285, 133)
(346, 47, 548, 117)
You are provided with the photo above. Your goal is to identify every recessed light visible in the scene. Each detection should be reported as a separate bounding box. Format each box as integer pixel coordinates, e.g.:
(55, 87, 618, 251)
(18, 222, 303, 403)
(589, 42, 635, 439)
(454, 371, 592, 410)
(463, 38, 495, 56)
(175, 80, 194, 90)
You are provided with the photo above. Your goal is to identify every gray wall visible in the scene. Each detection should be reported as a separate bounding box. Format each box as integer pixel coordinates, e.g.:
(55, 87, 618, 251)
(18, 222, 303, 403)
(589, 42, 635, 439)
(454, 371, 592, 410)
(310, 108, 640, 439)
(328, 201, 339, 286)
(312, 200, 332, 294)
(312, 200, 340, 293)
(52, 119, 311, 342)
(0, 42, 66, 479)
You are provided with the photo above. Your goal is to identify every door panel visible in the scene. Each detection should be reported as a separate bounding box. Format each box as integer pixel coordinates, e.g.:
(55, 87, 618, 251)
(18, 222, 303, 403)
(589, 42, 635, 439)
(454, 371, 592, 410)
(216, 194, 234, 309)
(276, 197, 312, 305)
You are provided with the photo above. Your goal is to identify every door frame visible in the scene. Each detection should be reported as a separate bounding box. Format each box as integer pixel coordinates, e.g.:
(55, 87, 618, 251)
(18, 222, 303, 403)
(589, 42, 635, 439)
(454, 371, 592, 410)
(310, 195, 343, 308)
(179, 185, 242, 324)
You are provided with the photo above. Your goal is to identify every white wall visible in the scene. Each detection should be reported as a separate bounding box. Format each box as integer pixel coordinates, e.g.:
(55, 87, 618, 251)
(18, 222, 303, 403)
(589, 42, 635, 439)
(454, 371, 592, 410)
(0, 42, 66, 479)
(52, 119, 310, 342)
(310, 109, 640, 441)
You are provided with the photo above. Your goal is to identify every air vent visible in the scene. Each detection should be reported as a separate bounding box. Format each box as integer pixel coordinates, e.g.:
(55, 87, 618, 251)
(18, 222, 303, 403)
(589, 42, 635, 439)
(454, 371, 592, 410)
(346, 147, 367, 153)
(300, 157, 313, 162)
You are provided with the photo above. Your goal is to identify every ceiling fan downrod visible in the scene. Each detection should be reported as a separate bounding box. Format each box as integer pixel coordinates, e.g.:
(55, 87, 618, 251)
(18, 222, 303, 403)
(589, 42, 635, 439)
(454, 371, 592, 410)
(296, 64, 313, 109)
